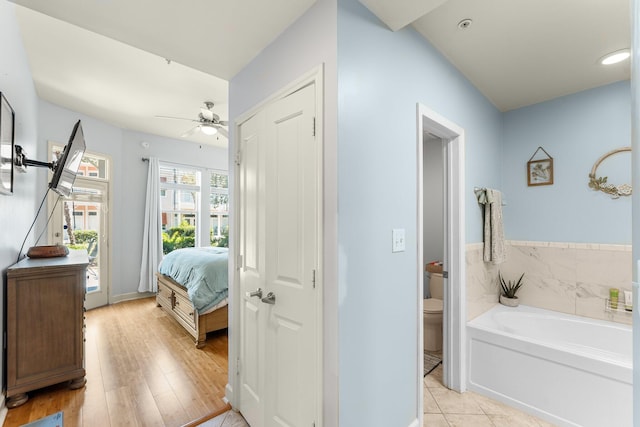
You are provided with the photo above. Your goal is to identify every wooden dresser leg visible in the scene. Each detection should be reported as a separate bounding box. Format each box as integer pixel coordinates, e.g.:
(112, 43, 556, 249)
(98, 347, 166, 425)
(6, 393, 28, 408)
(69, 376, 87, 390)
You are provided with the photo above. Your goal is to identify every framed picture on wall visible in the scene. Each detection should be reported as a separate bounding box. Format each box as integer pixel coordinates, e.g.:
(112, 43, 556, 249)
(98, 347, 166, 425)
(527, 158, 553, 186)
(0, 92, 15, 195)
(527, 146, 554, 186)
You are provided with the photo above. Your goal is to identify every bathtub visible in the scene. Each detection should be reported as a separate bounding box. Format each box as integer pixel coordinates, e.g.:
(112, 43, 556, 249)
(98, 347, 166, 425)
(467, 304, 632, 427)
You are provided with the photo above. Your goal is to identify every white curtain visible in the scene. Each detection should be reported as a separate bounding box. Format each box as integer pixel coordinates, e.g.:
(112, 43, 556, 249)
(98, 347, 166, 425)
(138, 157, 163, 292)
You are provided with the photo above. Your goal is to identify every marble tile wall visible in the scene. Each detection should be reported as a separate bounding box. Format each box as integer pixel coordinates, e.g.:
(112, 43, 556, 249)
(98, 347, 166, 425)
(466, 241, 633, 325)
(466, 243, 500, 321)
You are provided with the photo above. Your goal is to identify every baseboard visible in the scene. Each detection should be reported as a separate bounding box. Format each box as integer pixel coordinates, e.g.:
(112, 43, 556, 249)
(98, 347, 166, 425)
(110, 291, 155, 304)
(224, 383, 233, 407)
(467, 382, 575, 427)
(0, 395, 8, 426)
(407, 418, 419, 427)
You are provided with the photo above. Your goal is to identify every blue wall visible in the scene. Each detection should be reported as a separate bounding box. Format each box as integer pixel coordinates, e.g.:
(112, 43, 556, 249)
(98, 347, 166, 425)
(0, 0, 40, 400)
(38, 100, 228, 298)
(337, 0, 501, 425)
(503, 81, 631, 243)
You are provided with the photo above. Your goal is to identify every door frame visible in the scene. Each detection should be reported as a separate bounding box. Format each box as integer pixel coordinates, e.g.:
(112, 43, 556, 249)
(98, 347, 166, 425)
(228, 65, 324, 425)
(47, 143, 113, 309)
(416, 104, 466, 399)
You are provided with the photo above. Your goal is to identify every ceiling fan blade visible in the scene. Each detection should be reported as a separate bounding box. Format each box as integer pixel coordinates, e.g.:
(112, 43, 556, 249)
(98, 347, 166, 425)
(155, 115, 196, 122)
(215, 127, 229, 138)
(218, 120, 229, 126)
(181, 125, 200, 137)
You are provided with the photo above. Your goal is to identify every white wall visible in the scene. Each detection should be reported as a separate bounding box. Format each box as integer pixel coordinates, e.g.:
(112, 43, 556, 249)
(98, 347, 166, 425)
(229, 0, 338, 424)
(0, 0, 40, 400)
(423, 135, 444, 265)
(623, 8, 637, 419)
(423, 136, 444, 298)
(38, 100, 228, 299)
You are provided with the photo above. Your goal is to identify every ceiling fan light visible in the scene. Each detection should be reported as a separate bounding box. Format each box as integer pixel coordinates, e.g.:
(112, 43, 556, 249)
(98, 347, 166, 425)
(600, 49, 630, 65)
(201, 124, 218, 135)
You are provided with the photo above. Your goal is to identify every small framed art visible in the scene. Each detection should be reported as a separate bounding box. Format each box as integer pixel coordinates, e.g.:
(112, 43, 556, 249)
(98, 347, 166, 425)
(527, 147, 553, 186)
(0, 92, 15, 195)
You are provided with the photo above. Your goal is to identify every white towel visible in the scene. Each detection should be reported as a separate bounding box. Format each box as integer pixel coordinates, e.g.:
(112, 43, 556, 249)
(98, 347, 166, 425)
(475, 188, 506, 264)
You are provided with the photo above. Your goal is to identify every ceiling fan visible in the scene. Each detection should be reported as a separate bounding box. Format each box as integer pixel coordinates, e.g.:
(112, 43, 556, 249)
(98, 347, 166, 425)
(156, 101, 229, 138)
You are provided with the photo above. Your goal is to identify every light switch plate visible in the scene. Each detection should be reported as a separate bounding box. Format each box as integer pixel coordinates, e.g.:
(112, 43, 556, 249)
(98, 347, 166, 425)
(392, 228, 405, 252)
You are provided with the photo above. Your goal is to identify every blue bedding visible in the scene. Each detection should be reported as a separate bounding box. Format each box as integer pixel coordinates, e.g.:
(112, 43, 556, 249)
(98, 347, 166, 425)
(158, 247, 228, 314)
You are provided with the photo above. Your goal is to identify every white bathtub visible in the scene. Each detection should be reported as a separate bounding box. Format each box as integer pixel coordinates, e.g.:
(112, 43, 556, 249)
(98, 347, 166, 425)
(467, 304, 632, 427)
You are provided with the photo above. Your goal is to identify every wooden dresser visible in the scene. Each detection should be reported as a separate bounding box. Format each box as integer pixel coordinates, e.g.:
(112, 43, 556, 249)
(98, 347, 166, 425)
(6, 250, 89, 408)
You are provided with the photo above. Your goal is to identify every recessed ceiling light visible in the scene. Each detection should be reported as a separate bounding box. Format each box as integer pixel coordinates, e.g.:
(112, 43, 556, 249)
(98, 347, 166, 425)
(458, 19, 472, 30)
(599, 49, 630, 65)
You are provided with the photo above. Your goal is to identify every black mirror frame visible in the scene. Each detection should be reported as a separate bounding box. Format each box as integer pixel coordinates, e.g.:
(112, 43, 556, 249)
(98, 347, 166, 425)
(0, 91, 15, 195)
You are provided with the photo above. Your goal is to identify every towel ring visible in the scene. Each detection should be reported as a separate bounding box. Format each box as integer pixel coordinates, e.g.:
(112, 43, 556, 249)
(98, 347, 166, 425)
(588, 147, 632, 199)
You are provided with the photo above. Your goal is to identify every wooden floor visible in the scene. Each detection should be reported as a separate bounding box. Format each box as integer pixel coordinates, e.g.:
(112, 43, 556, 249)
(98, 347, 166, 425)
(3, 297, 230, 427)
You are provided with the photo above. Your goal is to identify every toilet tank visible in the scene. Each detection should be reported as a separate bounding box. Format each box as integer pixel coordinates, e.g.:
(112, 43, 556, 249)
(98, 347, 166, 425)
(430, 273, 444, 300)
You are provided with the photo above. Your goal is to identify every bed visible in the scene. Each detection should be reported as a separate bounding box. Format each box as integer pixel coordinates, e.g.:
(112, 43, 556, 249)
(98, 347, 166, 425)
(155, 246, 229, 348)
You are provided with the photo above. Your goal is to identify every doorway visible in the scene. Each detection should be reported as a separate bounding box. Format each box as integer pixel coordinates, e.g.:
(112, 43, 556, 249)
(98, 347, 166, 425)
(416, 104, 466, 400)
(233, 69, 324, 427)
(49, 145, 111, 310)
(422, 133, 445, 370)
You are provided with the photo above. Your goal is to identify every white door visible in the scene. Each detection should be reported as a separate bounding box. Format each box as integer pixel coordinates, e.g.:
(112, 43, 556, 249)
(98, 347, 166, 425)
(238, 109, 267, 427)
(50, 178, 110, 309)
(238, 83, 319, 427)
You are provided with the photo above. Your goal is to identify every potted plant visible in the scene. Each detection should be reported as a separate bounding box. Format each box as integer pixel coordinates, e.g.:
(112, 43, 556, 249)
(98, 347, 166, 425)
(498, 272, 525, 307)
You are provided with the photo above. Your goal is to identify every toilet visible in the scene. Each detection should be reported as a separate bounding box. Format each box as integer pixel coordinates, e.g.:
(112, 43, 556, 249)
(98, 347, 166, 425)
(423, 272, 443, 352)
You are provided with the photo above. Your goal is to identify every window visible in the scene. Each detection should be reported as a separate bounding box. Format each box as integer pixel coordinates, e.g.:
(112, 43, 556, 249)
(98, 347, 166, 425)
(159, 164, 200, 253)
(209, 171, 229, 247)
(159, 164, 228, 253)
(52, 145, 109, 181)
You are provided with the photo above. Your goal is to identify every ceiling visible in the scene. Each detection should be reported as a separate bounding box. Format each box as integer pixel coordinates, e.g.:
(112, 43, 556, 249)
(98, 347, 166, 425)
(10, 0, 630, 148)
(10, 0, 316, 148)
(361, 0, 630, 111)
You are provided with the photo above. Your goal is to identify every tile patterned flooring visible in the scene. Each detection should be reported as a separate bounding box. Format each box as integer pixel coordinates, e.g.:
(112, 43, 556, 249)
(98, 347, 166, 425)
(202, 363, 557, 427)
(200, 409, 249, 427)
(424, 364, 556, 427)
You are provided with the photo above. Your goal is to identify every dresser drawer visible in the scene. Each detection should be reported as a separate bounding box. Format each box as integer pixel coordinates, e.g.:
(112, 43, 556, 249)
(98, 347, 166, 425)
(172, 292, 197, 331)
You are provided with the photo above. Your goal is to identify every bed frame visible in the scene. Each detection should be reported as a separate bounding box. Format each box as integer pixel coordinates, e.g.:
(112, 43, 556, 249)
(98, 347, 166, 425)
(155, 272, 228, 348)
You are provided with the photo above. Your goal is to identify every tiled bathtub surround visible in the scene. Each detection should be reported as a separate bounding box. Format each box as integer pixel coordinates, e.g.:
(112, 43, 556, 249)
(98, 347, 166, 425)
(466, 243, 500, 321)
(466, 241, 632, 325)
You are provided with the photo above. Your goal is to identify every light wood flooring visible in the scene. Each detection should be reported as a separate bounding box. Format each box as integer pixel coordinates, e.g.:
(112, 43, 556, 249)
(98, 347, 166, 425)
(3, 297, 230, 427)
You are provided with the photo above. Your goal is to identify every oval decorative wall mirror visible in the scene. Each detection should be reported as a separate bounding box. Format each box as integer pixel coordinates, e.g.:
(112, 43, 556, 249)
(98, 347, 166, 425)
(588, 147, 632, 199)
